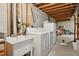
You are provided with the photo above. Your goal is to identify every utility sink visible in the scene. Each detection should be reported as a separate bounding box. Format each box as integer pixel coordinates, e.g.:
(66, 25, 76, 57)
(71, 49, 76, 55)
(6, 35, 33, 44)
(5, 35, 34, 56)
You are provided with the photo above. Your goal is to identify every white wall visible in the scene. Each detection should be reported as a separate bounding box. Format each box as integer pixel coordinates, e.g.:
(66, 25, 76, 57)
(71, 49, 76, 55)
(57, 16, 74, 32)
(0, 3, 7, 50)
(32, 6, 55, 28)
(0, 3, 7, 34)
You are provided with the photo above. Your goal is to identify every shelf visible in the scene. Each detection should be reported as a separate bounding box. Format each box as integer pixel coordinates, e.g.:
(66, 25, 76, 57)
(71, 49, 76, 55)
(0, 39, 5, 56)
(0, 50, 4, 53)
(0, 52, 5, 56)
(0, 41, 5, 44)
(75, 23, 79, 24)
(0, 50, 5, 56)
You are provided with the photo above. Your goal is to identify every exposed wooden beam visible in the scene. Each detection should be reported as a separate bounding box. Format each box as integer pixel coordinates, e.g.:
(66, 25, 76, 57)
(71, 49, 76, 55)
(46, 8, 75, 14)
(44, 5, 76, 12)
(56, 18, 70, 22)
(50, 12, 70, 15)
(47, 13, 70, 17)
(35, 3, 77, 22)
(27, 3, 33, 27)
(54, 15, 70, 18)
(55, 17, 70, 21)
(41, 3, 71, 11)
(35, 3, 42, 5)
(51, 15, 70, 18)
(36, 3, 49, 7)
(7, 3, 12, 36)
(18, 3, 23, 23)
(46, 11, 72, 16)
(53, 15, 70, 18)
(51, 13, 71, 18)
(38, 3, 56, 9)
(56, 18, 70, 20)
(48, 12, 71, 17)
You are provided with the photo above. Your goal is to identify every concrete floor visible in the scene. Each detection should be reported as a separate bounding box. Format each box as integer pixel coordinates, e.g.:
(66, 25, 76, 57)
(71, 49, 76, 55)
(49, 39, 79, 56)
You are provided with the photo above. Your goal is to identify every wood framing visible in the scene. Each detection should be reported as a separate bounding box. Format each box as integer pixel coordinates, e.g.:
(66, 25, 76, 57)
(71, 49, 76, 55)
(44, 5, 76, 12)
(35, 3, 77, 21)
(7, 3, 13, 36)
(27, 3, 33, 27)
(40, 3, 70, 10)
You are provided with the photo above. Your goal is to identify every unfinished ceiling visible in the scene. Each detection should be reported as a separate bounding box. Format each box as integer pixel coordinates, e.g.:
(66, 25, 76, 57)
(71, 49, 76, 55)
(34, 3, 77, 22)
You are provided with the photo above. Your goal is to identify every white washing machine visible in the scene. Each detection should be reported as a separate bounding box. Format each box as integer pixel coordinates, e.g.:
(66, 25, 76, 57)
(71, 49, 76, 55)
(43, 23, 57, 52)
(26, 28, 49, 56)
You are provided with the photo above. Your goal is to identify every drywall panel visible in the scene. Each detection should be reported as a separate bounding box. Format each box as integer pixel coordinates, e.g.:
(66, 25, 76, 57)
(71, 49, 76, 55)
(0, 3, 7, 34)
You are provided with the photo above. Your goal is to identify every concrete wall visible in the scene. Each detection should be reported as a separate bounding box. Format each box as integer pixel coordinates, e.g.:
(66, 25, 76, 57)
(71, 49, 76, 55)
(32, 6, 55, 28)
(0, 3, 7, 34)
(48, 16, 56, 23)
(57, 16, 74, 33)
(57, 7, 78, 33)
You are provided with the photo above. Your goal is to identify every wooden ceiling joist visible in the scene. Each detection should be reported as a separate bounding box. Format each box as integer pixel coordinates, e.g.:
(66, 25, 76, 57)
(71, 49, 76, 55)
(35, 3, 42, 5)
(34, 3, 77, 22)
(42, 3, 77, 11)
(47, 13, 71, 17)
(54, 14, 71, 17)
(56, 18, 70, 20)
(55, 16, 70, 20)
(35, 3, 49, 7)
(44, 5, 76, 12)
(38, 3, 56, 9)
(56, 19, 70, 22)
(49, 11, 71, 15)
(41, 3, 70, 11)
(46, 9, 72, 14)
(53, 15, 70, 18)
(51, 14, 70, 18)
